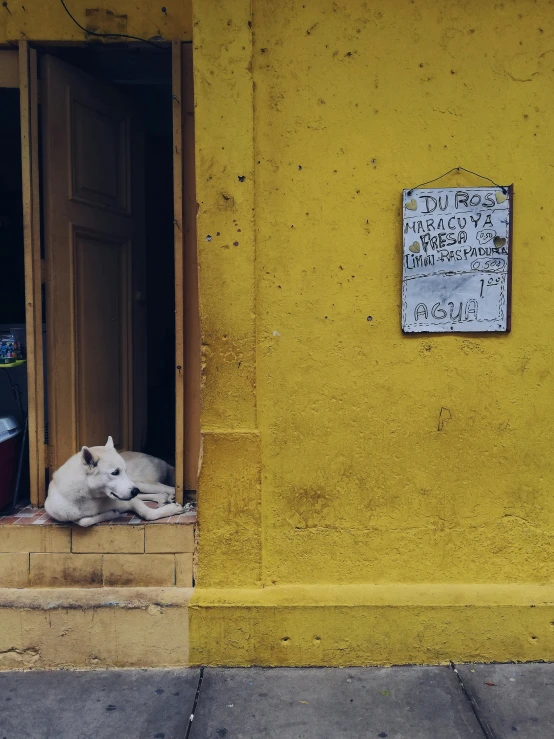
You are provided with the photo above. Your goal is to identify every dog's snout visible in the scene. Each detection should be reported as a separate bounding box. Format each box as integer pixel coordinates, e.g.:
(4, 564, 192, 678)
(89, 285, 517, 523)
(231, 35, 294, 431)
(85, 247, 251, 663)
(131, 487, 141, 498)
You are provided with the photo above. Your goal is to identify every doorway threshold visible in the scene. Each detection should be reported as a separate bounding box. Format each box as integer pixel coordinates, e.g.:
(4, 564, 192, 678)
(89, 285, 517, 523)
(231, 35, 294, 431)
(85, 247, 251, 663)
(0, 504, 196, 526)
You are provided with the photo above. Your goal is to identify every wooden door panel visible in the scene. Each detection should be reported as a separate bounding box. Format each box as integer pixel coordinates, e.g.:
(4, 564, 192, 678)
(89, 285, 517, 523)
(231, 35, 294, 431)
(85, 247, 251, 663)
(74, 231, 130, 449)
(70, 97, 130, 211)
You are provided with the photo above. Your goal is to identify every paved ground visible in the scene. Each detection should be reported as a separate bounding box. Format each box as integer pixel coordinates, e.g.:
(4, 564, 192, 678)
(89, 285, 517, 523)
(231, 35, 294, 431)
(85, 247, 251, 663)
(0, 663, 552, 738)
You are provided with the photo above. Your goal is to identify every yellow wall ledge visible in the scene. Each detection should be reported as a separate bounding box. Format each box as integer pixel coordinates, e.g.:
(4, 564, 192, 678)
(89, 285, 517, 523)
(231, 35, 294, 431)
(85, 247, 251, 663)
(190, 584, 554, 667)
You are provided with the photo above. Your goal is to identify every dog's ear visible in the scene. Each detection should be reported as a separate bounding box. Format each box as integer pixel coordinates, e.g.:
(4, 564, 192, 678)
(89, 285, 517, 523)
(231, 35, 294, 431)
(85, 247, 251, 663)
(105, 436, 115, 450)
(81, 446, 98, 469)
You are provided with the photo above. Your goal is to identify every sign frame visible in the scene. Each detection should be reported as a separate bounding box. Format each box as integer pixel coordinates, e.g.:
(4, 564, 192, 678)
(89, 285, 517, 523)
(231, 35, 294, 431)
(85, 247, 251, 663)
(401, 185, 513, 335)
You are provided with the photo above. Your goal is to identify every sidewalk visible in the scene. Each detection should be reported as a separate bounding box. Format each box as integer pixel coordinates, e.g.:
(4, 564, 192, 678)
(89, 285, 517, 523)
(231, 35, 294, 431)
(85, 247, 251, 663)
(0, 663, 552, 738)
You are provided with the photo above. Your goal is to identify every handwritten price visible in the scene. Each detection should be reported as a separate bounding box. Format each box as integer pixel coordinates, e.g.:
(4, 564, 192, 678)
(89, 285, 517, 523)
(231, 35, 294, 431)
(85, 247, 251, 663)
(476, 229, 496, 246)
(471, 258, 505, 272)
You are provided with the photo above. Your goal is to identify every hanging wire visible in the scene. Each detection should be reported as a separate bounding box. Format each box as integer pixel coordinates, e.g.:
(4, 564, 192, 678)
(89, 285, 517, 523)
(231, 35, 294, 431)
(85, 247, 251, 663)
(407, 167, 509, 195)
(59, 0, 166, 47)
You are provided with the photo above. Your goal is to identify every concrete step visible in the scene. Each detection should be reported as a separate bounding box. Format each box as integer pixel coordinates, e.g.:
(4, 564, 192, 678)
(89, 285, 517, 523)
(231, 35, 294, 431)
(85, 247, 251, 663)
(0, 587, 193, 668)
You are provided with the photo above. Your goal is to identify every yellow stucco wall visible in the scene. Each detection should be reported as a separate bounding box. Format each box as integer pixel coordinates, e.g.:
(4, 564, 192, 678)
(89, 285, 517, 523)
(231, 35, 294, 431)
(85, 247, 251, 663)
(0, 0, 191, 44)
(191, 0, 554, 664)
(253, 0, 553, 586)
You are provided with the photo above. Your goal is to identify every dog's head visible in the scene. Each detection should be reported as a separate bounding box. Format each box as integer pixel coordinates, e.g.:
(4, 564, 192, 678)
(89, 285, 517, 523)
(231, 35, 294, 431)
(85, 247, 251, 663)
(80, 437, 140, 501)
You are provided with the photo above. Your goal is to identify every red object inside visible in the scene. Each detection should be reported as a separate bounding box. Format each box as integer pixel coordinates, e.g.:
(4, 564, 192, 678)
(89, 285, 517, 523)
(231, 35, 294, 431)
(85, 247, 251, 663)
(0, 433, 21, 510)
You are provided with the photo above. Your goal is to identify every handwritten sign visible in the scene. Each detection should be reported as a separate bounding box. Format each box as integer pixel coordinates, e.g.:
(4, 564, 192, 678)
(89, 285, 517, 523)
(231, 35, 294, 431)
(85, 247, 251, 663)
(402, 186, 512, 333)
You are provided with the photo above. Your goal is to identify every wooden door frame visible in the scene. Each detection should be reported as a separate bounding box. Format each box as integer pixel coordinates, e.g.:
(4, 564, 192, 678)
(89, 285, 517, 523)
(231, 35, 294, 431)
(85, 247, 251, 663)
(173, 41, 185, 504)
(18, 40, 200, 507)
(19, 39, 46, 507)
(174, 41, 201, 504)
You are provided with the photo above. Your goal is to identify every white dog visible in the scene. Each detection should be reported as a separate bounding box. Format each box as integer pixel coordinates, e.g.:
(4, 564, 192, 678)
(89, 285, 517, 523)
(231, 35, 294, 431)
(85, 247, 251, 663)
(45, 437, 188, 527)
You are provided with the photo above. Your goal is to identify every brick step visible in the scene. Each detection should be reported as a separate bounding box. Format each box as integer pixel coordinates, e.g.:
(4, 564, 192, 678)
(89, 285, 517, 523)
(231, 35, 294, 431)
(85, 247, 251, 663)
(0, 515, 196, 588)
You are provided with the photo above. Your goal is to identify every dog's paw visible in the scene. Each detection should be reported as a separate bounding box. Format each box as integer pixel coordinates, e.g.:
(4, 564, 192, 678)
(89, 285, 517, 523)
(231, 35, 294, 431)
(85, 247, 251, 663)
(162, 503, 186, 516)
(165, 487, 176, 503)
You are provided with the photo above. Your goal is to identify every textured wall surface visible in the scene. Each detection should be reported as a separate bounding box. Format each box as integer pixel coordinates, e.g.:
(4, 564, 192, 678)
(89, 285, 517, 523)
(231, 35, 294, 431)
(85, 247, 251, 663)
(196, 0, 554, 585)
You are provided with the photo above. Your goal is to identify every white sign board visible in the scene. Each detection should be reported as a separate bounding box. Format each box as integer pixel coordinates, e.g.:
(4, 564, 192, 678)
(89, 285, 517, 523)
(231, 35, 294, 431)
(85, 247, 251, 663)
(402, 186, 512, 333)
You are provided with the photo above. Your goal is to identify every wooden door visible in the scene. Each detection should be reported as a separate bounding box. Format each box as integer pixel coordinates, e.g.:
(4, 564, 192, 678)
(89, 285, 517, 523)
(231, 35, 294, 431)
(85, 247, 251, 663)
(41, 55, 146, 470)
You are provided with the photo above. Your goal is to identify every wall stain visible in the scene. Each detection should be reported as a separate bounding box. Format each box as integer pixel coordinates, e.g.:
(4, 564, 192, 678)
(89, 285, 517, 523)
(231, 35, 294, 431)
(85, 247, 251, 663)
(437, 407, 452, 431)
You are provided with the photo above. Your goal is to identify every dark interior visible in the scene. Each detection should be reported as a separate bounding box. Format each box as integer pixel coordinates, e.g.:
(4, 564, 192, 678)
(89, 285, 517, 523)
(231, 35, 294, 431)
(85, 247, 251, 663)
(0, 89, 24, 326)
(0, 87, 29, 508)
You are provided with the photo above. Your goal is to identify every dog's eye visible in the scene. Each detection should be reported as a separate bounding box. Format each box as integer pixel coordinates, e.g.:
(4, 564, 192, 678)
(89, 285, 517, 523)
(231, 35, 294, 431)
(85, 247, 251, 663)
(111, 469, 120, 476)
